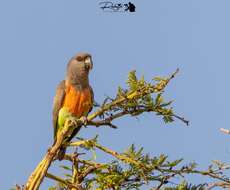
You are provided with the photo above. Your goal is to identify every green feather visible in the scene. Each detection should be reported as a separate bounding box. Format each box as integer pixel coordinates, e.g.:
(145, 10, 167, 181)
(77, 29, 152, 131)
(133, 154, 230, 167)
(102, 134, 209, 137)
(54, 107, 73, 140)
(58, 107, 72, 130)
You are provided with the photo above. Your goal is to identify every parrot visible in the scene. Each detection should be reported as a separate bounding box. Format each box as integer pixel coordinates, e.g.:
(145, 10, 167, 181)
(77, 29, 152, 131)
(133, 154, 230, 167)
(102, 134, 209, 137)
(52, 53, 94, 160)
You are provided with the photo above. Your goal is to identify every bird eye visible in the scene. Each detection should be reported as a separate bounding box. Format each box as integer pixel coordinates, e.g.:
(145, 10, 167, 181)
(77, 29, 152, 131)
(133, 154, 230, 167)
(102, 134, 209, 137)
(76, 56, 83, 62)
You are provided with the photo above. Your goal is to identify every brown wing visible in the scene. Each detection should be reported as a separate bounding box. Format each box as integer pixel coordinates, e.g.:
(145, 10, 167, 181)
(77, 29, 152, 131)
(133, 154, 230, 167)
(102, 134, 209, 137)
(88, 85, 94, 114)
(52, 80, 66, 140)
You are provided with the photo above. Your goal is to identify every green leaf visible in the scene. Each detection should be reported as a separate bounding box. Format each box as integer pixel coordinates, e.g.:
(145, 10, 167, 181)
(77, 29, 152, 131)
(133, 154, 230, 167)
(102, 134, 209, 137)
(127, 70, 138, 91)
(163, 115, 174, 123)
(48, 187, 57, 190)
(64, 174, 72, 178)
(160, 100, 173, 107)
(59, 165, 72, 171)
(157, 154, 167, 165)
(168, 159, 183, 167)
(155, 93, 163, 106)
(153, 76, 163, 81)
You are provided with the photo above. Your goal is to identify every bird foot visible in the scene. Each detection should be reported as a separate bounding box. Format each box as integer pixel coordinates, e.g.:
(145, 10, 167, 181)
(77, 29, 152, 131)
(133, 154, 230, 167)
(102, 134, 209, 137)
(67, 116, 78, 126)
(82, 116, 88, 126)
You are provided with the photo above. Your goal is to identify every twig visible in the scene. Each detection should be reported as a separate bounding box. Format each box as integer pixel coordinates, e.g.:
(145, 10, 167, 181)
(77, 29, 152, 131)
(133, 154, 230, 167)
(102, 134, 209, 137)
(68, 139, 96, 147)
(64, 154, 107, 168)
(78, 164, 102, 183)
(172, 114, 189, 126)
(46, 173, 83, 190)
(88, 120, 118, 129)
(159, 167, 230, 183)
(207, 181, 230, 189)
(69, 140, 148, 170)
(72, 153, 80, 190)
(63, 154, 107, 183)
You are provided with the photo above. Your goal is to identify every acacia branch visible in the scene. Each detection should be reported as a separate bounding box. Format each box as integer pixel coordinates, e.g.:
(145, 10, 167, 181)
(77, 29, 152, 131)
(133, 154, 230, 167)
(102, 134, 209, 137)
(88, 120, 118, 129)
(63, 154, 108, 183)
(68, 138, 230, 189)
(71, 154, 80, 189)
(86, 69, 180, 123)
(46, 173, 83, 190)
(207, 181, 230, 189)
(25, 119, 82, 190)
(69, 140, 148, 170)
(24, 69, 185, 190)
(158, 167, 230, 184)
(64, 154, 107, 168)
(78, 165, 102, 183)
(89, 107, 189, 130)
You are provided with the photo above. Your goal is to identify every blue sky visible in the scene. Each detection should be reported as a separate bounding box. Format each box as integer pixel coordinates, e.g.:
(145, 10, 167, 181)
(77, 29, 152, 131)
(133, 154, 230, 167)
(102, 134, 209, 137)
(1, 0, 230, 189)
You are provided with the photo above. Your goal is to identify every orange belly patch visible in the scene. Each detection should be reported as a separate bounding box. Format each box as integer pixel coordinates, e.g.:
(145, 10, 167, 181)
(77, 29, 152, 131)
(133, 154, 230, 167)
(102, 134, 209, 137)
(63, 85, 92, 118)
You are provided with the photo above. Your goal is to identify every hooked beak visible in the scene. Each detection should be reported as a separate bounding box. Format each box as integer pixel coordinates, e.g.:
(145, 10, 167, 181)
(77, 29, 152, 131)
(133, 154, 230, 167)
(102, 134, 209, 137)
(85, 56, 93, 70)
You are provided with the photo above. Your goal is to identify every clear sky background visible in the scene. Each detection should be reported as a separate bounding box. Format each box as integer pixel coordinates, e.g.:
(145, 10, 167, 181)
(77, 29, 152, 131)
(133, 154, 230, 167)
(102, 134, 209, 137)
(1, 0, 230, 189)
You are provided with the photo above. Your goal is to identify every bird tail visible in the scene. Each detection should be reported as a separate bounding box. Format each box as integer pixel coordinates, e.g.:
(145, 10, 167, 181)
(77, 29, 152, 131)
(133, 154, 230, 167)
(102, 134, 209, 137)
(54, 126, 82, 160)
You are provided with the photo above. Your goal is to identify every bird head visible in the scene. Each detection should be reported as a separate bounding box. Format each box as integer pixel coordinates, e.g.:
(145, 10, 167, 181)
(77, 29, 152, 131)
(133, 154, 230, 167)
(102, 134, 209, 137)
(66, 52, 93, 87)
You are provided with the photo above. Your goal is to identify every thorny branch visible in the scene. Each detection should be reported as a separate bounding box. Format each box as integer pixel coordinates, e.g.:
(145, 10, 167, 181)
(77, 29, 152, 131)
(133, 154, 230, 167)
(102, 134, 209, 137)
(73, 138, 230, 178)
(46, 173, 83, 190)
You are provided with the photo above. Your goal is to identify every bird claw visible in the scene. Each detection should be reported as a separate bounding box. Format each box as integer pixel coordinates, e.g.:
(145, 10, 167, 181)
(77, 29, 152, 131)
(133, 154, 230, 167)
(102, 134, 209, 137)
(67, 116, 78, 126)
(67, 116, 88, 127)
(82, 116, 88, 126)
